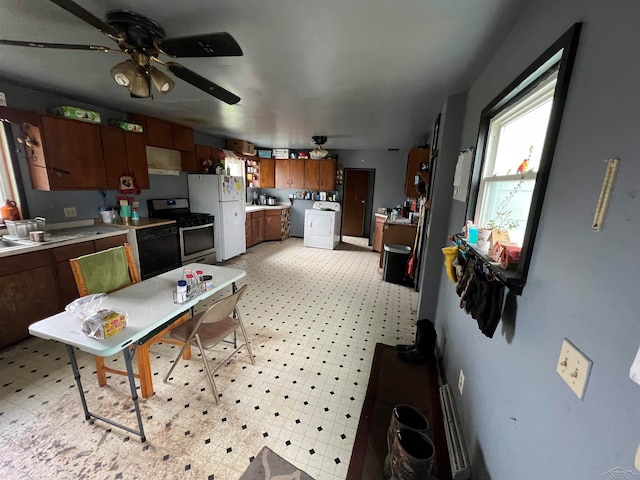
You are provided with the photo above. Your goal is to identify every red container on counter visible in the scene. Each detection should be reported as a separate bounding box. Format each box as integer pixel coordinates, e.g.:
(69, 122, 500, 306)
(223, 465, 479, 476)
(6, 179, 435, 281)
(1, 199, 20, 221)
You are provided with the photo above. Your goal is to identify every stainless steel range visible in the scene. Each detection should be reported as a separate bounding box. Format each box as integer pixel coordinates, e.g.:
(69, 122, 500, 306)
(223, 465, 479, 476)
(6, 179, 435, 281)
(148, 198, 216, 265)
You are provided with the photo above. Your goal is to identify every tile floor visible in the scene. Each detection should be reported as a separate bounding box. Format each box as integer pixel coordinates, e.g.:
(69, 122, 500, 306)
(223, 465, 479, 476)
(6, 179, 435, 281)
(0, 236, 418, 480)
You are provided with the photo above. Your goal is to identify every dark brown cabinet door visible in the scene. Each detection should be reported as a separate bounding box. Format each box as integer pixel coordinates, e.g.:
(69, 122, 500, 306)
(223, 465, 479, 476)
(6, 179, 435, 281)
(0, 251, 59, 349)
(102, 127, 149, 190)
(319, 160, 336, 191)
(405, 148, 430, 197)
(172, 123, 194, 152)
(41, 116, 106, 190)
(265, 210, 282, 240)
(245, 213, 253, 247)
(251, 211, 265, 244)
(101, 126, 129, 191)
(259, 159, 275, 188)
(289, 159, 305, 189)
(275, 160, 290, 188)
(124, 132, 149, 189)
(95, 234, 128, 251)
(145, 116, 173, 149)
(304, 160, 320, 189)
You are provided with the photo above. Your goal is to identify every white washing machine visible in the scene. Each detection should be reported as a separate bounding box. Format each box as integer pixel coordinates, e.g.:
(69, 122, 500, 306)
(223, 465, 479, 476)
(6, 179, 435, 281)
(304, 201, 341, 250)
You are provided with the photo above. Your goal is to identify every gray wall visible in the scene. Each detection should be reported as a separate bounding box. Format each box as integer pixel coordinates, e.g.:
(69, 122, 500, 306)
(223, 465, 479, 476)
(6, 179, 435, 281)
(416, 93, 466, 320)
(426, 0, 640, 478)
(334, 149, 409, 241)
(1, 79, 224, 221)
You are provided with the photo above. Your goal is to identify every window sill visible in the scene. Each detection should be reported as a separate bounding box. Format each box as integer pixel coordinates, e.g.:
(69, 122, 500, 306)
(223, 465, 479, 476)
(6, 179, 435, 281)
(456, 234, 524, 295)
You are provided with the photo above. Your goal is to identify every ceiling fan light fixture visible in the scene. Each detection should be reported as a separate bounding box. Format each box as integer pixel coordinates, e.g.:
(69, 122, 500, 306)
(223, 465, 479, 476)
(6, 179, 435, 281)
(149, 67, 175, 93)
(110, 60, 138, 87)
(128, 73, 151, 98)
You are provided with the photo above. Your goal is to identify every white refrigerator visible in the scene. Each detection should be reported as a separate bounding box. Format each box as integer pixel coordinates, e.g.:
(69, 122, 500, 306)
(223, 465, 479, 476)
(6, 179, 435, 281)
(188, 174, 246, 262)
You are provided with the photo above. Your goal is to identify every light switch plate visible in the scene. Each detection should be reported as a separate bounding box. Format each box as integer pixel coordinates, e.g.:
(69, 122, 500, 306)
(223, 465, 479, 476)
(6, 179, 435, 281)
(556, 338, 592, 399)
(64, 207, 77, 218)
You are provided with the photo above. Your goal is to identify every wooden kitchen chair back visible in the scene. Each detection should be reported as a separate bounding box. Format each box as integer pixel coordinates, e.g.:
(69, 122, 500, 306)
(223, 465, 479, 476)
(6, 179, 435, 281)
(70, 243, 191, 398)
(70, 244, 139, 296)
(163, 284, 255, 404)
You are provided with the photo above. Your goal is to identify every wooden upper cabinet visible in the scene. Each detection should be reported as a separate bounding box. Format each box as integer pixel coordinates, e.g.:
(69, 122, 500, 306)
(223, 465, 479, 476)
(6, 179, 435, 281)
(101, 127, 128, 190)
(144, 116, 173, 149)
(319, 160, 336, 191)
(289, 159, 305, 189)
(101, 127, 149, 190)
(124, 131, 150, 189)
(275, 159, 289, 188)
(303, 159, 336, 191)
(405, 148, 430, 197)
(172, 123, 195, 152)
(275, 159, 305, 188)
(40, 116, 106, 190)
(259, 159, 275, 188)
(128, 113, 194, 152)
(304, 160, 320, 189)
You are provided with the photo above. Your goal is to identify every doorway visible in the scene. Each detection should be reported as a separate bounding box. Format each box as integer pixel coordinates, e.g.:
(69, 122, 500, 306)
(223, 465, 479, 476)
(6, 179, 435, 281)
(343, 169, 375, 237)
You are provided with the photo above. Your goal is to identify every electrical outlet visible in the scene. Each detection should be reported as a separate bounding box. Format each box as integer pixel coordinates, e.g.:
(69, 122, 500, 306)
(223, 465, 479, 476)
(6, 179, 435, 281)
(64, 207, 77, 218)
(556, 338, 592, 399)
(458, 369, 465, 395)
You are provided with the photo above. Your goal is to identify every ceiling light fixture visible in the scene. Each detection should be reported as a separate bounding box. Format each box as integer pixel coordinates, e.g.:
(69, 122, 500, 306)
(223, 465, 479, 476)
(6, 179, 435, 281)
(129, 73, 151, 98)
(149, 66, 175, 93)
(310, 136, 329, 159)
(110, 60, 138, 87)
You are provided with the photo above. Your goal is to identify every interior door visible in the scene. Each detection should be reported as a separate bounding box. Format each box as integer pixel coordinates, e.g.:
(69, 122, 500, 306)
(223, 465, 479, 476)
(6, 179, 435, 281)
(343, 169, 369, 236)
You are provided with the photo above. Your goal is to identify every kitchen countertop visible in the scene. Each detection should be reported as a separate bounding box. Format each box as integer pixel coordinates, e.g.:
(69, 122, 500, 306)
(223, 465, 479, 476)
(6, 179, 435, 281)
(101, 218, 176, 230)
(0, 224, 130, 259)
(245, 203, 291, 213)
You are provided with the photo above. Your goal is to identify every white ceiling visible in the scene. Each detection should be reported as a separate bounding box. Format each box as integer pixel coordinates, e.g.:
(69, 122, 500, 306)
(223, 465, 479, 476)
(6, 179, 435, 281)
(0, 0, 528, 150)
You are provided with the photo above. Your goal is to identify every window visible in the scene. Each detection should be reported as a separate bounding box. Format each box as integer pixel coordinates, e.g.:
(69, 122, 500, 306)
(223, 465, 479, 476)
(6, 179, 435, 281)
(476, 70, 557, 245)
(465, 23, 582, 294)
(0, 124, 22, 222)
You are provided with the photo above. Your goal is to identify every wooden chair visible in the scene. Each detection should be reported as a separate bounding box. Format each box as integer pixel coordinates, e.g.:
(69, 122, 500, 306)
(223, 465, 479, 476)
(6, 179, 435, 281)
(70, 243, 191, 398)
(163, 284, 254, 404)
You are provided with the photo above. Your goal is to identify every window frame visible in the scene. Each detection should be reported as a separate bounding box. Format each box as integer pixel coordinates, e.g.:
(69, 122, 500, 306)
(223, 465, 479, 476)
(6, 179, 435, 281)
(465, 23, 582, 294)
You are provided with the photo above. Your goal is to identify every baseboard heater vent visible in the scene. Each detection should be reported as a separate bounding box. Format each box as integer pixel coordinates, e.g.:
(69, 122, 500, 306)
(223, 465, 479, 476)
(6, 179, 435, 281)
(439, 383, 471, 480)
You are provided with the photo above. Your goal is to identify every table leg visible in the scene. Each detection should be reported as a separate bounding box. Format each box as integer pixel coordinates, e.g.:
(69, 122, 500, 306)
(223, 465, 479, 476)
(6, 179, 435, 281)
(123, 346, 146, 442)
(94, 356, 107, 386)
(67, 345, 91, 421)
(66, 345, 147, 442)
(136, 342, 154, 399)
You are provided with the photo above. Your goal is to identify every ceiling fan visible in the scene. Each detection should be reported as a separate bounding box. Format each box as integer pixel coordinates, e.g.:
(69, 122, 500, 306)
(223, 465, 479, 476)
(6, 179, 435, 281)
(0, 0, 243, 104)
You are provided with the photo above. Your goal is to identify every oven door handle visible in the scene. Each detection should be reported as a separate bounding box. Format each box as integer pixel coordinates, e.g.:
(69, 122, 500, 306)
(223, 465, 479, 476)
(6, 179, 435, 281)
(180, 222, 214, 232)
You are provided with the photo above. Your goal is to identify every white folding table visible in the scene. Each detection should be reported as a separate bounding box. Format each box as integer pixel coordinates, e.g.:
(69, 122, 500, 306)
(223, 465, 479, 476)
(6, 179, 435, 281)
(29, 263, 246, 442)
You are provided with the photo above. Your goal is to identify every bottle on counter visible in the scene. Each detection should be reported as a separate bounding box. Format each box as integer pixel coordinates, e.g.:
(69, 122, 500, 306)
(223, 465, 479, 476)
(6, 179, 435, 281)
(176, 280, 187, 303)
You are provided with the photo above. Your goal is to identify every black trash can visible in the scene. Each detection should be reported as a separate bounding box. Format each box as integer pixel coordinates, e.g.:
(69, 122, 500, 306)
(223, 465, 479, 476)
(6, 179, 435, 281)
(383, 244, 412, 285)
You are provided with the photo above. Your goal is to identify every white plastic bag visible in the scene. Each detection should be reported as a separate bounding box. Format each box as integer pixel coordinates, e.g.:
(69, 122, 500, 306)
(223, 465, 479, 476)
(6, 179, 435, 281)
(65, 293, 107, 321)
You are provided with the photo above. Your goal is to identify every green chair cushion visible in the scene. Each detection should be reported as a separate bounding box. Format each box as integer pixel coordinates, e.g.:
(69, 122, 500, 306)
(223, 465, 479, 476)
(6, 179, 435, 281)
(76, 246, 132, 294)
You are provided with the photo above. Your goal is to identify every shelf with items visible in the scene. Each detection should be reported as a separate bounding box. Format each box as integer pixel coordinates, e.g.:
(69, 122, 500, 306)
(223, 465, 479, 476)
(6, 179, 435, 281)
(246, 157, 260, 188)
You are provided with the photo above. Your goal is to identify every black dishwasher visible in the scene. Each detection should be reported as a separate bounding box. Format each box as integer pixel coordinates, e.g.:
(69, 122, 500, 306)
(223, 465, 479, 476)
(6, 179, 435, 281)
(136, 224, 181, 280)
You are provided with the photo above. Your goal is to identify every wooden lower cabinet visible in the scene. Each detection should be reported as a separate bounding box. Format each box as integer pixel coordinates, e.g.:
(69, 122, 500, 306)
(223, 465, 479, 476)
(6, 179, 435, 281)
(0, 251, 59, 349)
(379, 223, 417, 267)
(246, 208, 291, 247)
(265, 210, 283, 240)
(0, 234, 128, 350)
(373, 214, 386, 252)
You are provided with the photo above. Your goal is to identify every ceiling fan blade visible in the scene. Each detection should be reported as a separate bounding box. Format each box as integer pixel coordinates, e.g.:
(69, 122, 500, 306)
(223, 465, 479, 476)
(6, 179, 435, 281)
(156, 32, 242, 58)
(49, 0, 124, 42)
(166, 63, 240, 105)
(0, 39, 123, 53)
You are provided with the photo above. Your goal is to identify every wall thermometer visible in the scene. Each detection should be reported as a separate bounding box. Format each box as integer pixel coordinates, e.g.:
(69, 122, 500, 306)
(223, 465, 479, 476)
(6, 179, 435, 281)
(592, 158, 619, 231)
